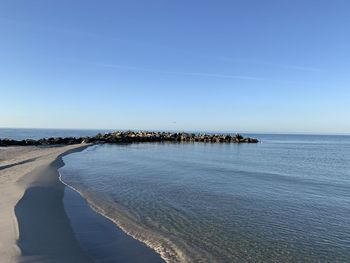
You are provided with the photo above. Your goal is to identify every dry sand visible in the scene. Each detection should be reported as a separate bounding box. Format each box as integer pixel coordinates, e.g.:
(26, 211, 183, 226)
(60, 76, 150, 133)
(0, 144, 90, 263)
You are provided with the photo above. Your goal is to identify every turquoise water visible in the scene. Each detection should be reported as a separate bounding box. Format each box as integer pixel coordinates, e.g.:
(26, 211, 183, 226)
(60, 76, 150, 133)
(58, 134, 350, 262)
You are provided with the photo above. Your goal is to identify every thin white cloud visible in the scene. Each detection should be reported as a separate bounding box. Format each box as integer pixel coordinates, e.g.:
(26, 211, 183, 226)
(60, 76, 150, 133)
(0, 17, 169, 49)
(61, 58, 311, 85)
(2, 17, 323, 74)
(84, 61, 263, 80)
(157, 44, 324, 74)
(205, 56, 323, 72)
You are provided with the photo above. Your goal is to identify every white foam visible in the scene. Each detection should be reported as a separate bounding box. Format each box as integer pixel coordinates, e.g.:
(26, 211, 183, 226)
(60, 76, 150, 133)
(58, 170, 190, 263)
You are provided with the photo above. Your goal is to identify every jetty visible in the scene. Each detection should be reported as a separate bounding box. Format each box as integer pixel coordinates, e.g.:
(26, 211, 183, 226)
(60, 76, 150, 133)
(0, 131, 259, 146)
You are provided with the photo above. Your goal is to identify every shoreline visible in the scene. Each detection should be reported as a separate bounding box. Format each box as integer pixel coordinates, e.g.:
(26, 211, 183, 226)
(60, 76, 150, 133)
(58, 169, 182, 263)
(57, 150, 167, 263)
(0, 145, 164, 263)
(0, 144, 91, 263)
(15, 145, 93, 263)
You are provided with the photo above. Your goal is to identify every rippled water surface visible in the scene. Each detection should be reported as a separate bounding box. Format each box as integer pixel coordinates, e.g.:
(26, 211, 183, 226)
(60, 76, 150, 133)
(59, 135, 350, 262)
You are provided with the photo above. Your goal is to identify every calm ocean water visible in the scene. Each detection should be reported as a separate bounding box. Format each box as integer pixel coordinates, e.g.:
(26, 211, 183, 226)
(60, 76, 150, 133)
(0, 128, 110, 140)
(57, 134, 350, 262)
(3, 129, 350, 262)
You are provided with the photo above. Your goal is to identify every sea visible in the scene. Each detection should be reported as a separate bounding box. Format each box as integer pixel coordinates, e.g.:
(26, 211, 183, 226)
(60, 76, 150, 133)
(2, 128, 350, 262)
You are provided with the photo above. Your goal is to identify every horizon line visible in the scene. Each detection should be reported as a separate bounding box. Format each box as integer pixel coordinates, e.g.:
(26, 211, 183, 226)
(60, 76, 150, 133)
(0, 127, 349, 136)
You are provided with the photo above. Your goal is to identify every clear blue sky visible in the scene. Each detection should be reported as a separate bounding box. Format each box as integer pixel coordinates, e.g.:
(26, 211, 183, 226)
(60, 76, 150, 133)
(1, 1, 349, 134)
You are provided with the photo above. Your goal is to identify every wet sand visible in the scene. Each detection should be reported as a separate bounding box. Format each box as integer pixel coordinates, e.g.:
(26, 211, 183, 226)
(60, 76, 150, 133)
(0, 145, 164, 263)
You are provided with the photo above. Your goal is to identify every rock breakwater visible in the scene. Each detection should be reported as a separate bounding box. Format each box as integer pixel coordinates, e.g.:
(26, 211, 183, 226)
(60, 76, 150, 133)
(0, 131, 259, 146)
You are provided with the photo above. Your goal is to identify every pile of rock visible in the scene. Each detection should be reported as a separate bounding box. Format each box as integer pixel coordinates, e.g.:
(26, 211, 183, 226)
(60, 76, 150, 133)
(92, 131, 259, 143)
(0, 137, 86, 146)
(0, 131, 259, 146)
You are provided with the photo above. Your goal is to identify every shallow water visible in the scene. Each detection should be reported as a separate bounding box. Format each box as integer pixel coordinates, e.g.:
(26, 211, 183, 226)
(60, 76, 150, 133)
(63, 186, 165, 263)
(57, 134, 350, 262)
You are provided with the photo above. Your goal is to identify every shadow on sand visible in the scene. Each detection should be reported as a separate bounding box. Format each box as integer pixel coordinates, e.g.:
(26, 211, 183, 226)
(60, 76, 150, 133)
(15, 148, 165, 263)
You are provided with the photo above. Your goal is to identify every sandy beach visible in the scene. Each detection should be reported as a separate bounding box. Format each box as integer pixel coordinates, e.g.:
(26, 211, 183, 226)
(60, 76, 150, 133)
(0, 144, 164, 263)
(0, 145, 91, 263)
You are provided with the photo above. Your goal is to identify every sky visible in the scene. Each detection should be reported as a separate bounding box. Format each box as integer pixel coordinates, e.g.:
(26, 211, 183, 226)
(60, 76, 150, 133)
(0, 1, 349, 134)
